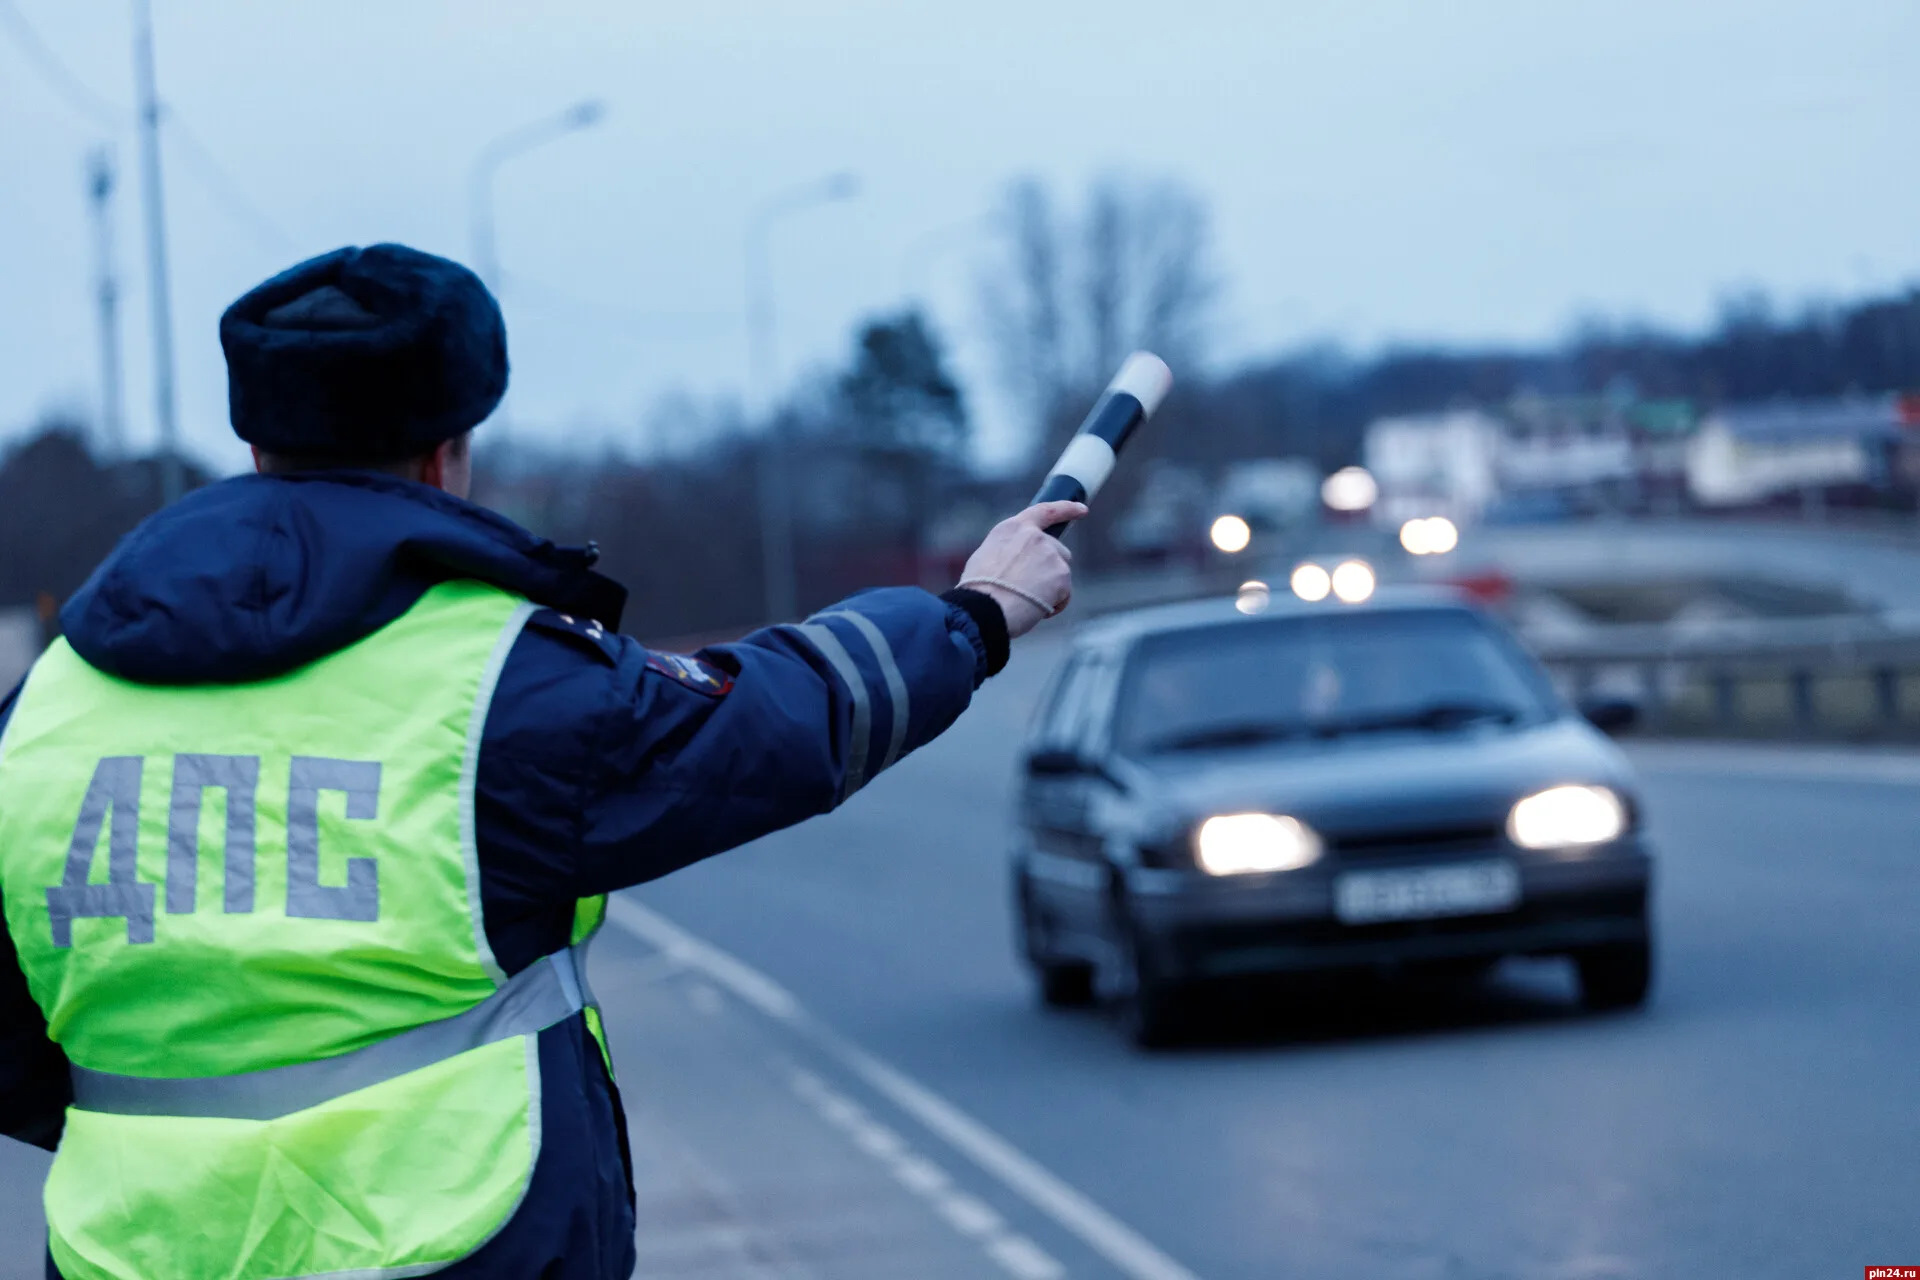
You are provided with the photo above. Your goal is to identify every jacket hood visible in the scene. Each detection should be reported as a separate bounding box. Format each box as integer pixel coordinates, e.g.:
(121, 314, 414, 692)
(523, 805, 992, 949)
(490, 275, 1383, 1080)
(60, 472, 626, 685)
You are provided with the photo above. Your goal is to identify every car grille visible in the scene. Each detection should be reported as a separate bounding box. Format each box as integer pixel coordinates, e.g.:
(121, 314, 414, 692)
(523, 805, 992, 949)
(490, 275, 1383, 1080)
(1327, 822, 1507, 861)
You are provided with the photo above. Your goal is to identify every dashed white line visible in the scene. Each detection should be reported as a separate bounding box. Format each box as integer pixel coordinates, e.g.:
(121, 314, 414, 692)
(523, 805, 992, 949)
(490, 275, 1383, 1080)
(606, 894, 1202, 1280)
(849, 1119, 908, 1160)
(931, 1188, 1004, 1239)
(989, 1233, 1069, 1280)
(889, 1153, 951, 1196)
(789, 1067, 1058, 1279)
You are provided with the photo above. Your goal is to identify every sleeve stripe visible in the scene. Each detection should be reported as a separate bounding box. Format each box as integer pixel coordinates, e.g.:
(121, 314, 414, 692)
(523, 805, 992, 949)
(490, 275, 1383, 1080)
(792, 623, 872, 798)
(814, 610, 910, 773)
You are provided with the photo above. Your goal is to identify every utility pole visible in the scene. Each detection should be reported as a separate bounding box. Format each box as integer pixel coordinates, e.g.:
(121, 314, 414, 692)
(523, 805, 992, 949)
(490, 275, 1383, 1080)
(86, 149, 127, 460)
(132, 0, 181, 503)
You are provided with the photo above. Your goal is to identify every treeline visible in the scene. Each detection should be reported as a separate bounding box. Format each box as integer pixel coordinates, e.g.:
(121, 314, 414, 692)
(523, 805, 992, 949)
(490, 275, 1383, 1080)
(3, 172, 1917, 638)
(0, 424, 212, 621)
(1181, 287, 1920, 476)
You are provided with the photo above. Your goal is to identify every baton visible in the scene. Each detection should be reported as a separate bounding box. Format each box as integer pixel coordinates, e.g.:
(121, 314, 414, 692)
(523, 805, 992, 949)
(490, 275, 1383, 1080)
(1031, 351, 1173, 536)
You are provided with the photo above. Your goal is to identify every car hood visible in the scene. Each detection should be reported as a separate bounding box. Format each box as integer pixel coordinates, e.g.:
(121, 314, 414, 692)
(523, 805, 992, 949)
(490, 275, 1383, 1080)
(1128, 717, 1634, 836)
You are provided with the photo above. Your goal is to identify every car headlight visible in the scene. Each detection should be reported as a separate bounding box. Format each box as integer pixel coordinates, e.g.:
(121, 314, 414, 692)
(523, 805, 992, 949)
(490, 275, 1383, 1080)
(1507, 785, 1626, 849)
(1194, 813, 1322, 875)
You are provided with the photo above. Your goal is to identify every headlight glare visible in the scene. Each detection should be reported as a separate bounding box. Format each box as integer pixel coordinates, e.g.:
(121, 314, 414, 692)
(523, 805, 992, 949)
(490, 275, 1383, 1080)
(1507, 785, 1626, 849)
(1194, 813, 1322, 875)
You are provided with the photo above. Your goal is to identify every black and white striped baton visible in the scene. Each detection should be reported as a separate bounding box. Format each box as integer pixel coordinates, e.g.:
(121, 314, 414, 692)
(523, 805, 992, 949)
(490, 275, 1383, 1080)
(1031, 352, 1173, 536)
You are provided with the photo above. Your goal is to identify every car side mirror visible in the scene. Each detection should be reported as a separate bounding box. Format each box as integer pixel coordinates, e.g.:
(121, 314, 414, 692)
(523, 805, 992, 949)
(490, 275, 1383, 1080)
(1025, 748, 1127, 789)
(1579, 696, 1639, 735)
(1025, 748, 1090, 776)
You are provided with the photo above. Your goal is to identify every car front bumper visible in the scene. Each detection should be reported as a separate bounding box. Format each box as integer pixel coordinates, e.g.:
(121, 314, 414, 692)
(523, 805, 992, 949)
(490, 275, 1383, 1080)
(1125, 840, 1651, 982)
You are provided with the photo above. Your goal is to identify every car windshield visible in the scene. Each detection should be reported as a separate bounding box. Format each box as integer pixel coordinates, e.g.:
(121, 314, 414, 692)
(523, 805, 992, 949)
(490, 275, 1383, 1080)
(1113, 610, 1558, 757)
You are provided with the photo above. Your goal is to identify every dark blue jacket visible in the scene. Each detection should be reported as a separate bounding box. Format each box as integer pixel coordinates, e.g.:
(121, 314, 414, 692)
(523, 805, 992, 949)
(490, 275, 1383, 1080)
(0, 471, 1005, 1279)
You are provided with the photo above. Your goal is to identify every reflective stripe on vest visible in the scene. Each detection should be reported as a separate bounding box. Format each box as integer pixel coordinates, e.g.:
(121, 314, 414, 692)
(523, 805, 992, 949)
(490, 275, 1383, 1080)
(70, 944, 587, 1121)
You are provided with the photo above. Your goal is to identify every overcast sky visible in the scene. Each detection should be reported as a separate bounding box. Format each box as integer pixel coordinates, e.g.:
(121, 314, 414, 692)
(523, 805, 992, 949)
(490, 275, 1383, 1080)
(3, 1, 1915, 474)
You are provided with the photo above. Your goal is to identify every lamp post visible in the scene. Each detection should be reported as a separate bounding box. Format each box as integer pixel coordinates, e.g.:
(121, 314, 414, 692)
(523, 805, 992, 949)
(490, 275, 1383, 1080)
(746, 171, 860, 623)
(468, 99, 606, 294)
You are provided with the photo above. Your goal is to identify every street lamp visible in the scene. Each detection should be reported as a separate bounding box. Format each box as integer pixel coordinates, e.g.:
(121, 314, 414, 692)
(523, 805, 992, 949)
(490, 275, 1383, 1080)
(746, 171, 860, 623)
(468, 98, 606, 292)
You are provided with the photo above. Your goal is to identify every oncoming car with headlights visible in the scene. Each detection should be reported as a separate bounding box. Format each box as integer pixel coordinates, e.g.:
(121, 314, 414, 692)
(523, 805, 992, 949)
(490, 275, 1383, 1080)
(1012, 590, 1652, 1046)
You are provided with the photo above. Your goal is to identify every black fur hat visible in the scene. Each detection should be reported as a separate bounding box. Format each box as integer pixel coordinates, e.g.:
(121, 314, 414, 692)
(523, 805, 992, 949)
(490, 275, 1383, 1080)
(220, 243, 507, 459)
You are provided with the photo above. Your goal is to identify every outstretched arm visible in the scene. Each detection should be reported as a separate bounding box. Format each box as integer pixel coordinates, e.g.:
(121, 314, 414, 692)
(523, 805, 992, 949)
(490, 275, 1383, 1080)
(490, 502, 1086, 900)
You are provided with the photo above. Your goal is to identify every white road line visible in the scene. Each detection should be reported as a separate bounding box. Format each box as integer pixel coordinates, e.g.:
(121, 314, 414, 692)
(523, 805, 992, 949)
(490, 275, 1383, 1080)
(850, 1120, 908, 1160)
(889, 1153, 952, 1196)
(607, 896, 1203, 1280)
(931, 1189, 1004, 1238)
(1625, 741, 1920, 785)
(989, 1234, 1069, 1280)
(789, 1067, 1064, 1280)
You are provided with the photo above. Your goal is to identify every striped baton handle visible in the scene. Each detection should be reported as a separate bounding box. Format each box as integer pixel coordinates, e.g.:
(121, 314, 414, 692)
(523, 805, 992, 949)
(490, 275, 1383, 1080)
(1031, 352, 1174, 536)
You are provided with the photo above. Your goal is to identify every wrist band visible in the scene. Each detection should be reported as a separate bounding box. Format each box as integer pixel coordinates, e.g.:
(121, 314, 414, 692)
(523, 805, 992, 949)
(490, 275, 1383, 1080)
(957, 577, 1060, 619)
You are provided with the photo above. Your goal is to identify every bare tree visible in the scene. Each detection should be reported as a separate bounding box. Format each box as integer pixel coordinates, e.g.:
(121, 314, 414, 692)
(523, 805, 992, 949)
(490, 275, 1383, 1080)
(978, 179, 1070, 430)
(979, 173, 1217, 456)
(1127, 179, 1214, 374)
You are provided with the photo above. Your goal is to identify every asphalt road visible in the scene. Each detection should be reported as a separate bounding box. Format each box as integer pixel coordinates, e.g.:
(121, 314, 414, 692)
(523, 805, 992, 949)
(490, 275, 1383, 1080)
(626, 631, 1920, 1279)
(3, 627, 1917, 1277)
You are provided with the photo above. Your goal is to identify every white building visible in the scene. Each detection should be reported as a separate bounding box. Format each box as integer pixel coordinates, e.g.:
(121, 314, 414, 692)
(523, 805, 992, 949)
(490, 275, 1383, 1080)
(1215, 458, 1321, 527)
(1363, 410, 1503, 524)
(1498, 432, 1636, 491)
(1686, 397, 1905, 507)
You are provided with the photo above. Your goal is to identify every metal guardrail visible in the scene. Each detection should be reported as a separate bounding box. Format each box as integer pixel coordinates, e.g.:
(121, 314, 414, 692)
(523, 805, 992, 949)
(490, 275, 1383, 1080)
(1525, 612, 1920, 739)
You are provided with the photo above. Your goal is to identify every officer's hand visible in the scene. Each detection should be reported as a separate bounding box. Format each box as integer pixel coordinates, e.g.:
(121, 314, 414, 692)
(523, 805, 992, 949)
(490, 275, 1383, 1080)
(957, 501, 1088, 639)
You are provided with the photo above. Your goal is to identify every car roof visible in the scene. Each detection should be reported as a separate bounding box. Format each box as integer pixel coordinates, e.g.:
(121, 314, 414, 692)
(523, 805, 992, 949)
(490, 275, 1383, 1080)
(1072, 585, 1482, 655)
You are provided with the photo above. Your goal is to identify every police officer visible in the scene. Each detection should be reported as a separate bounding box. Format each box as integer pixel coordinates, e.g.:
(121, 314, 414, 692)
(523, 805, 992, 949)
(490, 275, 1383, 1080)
(0, 244, 1085, 1279)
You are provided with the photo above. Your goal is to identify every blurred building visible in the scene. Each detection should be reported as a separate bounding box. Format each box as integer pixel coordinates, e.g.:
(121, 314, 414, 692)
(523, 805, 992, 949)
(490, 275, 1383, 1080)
(1686, 394, 1920, 509)
(1111, 460, 1210, 561)
(1213, 458, 1322, 528)
(1363, 410, 1503, 524)
(1364, 395, 1702, 524)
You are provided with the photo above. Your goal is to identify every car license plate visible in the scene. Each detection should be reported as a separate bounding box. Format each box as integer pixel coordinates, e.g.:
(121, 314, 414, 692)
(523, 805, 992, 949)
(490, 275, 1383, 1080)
(1334, 860, 1521, 925)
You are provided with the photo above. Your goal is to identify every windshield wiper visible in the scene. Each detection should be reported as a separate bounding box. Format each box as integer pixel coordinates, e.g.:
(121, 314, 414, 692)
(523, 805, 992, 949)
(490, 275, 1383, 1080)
(1312, 700, 1521, 737)
(1141, 719, 1309, 754)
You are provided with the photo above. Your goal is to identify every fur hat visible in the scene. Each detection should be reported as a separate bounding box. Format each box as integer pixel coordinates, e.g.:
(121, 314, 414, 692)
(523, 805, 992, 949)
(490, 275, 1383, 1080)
(220, 243, 507, 459)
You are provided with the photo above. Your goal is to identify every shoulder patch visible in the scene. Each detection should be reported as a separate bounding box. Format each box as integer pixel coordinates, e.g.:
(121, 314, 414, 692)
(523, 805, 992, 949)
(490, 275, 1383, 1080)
(645, 650, 734, 698)
(526, 608, 624, 665)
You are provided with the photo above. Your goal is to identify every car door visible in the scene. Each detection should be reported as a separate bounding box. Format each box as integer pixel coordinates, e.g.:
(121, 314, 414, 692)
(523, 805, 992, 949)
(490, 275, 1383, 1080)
(1023, 651, 1118, 954)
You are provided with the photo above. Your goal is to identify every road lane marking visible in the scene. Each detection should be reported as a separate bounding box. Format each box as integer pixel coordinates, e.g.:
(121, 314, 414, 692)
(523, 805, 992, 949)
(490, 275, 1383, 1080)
(789, 1067, 1061, 1279)
(608, 895, 1202, 1280)
(932, 1189, 1004, 1238)
(850, 1120, 909, 1160)
(990, 1234, 1070, 1280)
(1625, 741, 1920, 785)
(890, 1153, 952, 1195)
